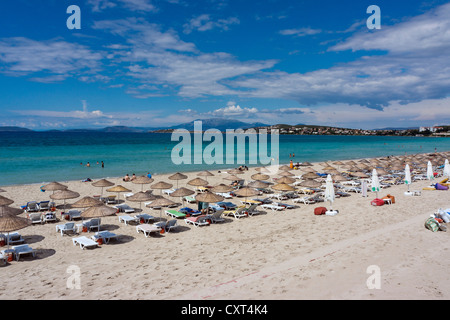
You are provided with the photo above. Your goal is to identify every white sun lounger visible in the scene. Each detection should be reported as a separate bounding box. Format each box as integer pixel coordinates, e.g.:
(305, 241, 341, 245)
(72, 236, 99, 250)
(56, 222, 77, 236)
(261, 204, 285, 211)
(114, 203, 135, 213)
(12, 244, 36, 261)
(118, 215, 139, 225)
(184, 215, 210, 227)
(134, 214, 155, 223)
(136, 224, 162, 237)
(91, 231, 118, 244)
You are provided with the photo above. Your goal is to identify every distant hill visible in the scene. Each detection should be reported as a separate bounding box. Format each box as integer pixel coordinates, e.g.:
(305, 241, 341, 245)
(166, 118, 270, 132)
(0, 126, 34, 132)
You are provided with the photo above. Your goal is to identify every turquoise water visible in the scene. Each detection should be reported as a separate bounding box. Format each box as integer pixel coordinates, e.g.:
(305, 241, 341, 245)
(0, 131, 448, 186)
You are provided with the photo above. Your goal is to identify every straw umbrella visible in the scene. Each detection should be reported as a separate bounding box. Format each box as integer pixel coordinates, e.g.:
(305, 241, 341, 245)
(0, 188, 6, 193)
(271, 183, 295, 192)
(80, 204, 118, 233)
(168, 172, 187, 189)
(106, 185, 132, 203)
(299, 179, 321, 188)
(247, 180, 270, 189)
(168, 187, 194, 207)
(131, 176, 154, 191)
(302, 172, 319, 180)
(278, 170, 294, 177)
(251, 173, 270, 181)
(91, 179, 114, 197)
(197, 170, 214, 183)
(71, 196, 103, 209)
(0, 212, 31, 254)
(187, 178, 208, 188)
(146, 197, 176, 221)
(0, 195, 14, 208)
(210, 184, 233, 193)
(126, 191, 156, 210)
(0, 206, 24, 216)
(276, 176, 296, 184)
(195, 191, 225, 213)
(50, 189, 80, 213)
(41, 181, 68, 193)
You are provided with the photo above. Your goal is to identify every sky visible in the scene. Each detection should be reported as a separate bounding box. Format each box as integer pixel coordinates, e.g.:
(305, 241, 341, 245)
(0, 0, 449, 130)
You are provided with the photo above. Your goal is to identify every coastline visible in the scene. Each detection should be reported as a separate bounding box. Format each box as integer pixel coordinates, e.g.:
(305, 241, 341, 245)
(0, 151, 449, 300)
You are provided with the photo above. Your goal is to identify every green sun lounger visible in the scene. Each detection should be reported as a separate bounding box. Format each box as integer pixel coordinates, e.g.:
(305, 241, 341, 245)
(165, 209, 186, 219)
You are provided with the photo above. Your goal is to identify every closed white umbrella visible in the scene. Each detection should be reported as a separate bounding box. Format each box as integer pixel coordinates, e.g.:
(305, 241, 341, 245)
(427, 161, 434, 180)
(404, 164, 412, 194)
(371, 169, 380, 199)
(443, 159, 450, 178)
(324, 174, 337, 215)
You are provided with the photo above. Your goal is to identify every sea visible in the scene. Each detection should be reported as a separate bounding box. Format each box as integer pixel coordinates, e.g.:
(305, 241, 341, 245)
(0, 131, 449, 186)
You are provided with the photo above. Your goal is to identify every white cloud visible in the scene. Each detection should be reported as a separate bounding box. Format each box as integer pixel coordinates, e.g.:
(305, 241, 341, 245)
(183, 14, 240, 34)
(0, 37, 103, 80)
(279, 27, 321, 37)
(87, 0, 156, 12)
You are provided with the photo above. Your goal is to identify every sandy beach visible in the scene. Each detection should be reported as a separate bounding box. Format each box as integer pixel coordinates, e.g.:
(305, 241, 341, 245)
(0, 154, 449, 301)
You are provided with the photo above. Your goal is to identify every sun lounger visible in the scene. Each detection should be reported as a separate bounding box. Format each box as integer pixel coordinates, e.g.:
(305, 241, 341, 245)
(114, 203, 135, 213)
(118, 215, 139, 225)
(0, 253, 6, 266)
(293, 196, 316, 204)
(179, 207, 202, 217)
(91, 231, 118, 244)
(2, 232, 25, 245)
(183, 196, 197, 203)
(38, 201, 50, 211)
(25, 201, 40, 212)
(163, 188, 176, 195)
(216, 201, 237, 210)
(42, 211, 57, 223)
(106, 195, 117, 204)
(223, 207, 247, 219)
(185, 215, 210, 227)
(136, 224, 162, 237)
(72, 236, 99, 250)
(274, 202, 294, 209)
(206, 209, 225, 223)
(28, 212, 43, 224)
(65, 209, 82, 220)
(216, 192, 233, 199)
(12, 244, 36, 261)
(261, 204, 285, 211)
(56, 222, 77, 236)
(245, 203, 262, 216)
(134, 213, 155, 223)
(163, 219, 179, 233)
(165, 209, 186, 219)
(268, 193, 289, 201)
(82, 218, 101, 232)
(240, 199, 261, 206)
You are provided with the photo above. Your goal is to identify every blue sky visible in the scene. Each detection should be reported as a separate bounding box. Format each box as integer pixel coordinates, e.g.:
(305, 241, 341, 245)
(0, 0, 449, 130)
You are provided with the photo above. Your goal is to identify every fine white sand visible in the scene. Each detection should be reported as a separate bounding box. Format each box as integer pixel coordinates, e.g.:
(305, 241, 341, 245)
(0, 159, 449, 300)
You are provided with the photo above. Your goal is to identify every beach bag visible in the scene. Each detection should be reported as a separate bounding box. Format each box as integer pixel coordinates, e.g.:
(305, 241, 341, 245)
(425, 217, 440, 232)
(371, 198, 384, 206)
(314, 207, 327, 215)
(435, 183, 449, 190)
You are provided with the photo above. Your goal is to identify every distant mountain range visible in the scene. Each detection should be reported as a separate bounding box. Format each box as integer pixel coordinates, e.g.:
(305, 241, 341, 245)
(0, 119, 429, 133)
(0, 118, 271, 133)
